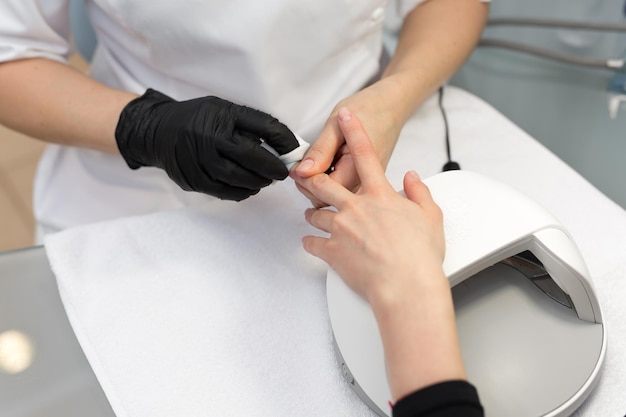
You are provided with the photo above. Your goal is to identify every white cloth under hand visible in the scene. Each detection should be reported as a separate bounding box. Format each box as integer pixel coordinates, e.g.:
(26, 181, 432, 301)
(45, 180, 376, 417)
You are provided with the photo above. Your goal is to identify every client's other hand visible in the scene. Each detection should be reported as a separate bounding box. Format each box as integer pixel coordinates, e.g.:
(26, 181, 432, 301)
(293, 107, 445, 303)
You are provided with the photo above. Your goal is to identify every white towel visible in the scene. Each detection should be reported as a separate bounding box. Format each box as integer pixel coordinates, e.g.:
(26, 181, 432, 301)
(45, 87, 626, 416)
(46, 180, 376, 417)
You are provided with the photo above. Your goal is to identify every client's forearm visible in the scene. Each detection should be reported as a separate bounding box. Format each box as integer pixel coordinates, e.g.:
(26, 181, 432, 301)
(380, 0, 489, 125)
(370, 266, 466, 401)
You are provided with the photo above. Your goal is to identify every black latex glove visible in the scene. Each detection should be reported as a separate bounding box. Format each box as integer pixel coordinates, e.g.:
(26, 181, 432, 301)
(115, 89, 299, 201)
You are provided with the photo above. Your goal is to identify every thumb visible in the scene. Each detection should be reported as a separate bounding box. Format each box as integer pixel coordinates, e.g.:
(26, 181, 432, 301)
(295, 119, 342, 178)
(403, 170, 434, 206)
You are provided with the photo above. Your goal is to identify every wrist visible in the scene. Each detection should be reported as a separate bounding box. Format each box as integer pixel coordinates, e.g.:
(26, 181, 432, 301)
(115, 89, 174, 169)
(366, 261, 448, 315)
(377, 71, 433, 125)
(367, 269, 467, 399)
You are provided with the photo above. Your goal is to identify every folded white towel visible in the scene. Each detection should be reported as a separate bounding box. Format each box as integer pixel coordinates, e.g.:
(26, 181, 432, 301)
(46, 180, 376, 417)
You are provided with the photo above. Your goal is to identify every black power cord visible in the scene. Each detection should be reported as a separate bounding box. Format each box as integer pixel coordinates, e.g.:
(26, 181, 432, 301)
(438, 86, 461, 172)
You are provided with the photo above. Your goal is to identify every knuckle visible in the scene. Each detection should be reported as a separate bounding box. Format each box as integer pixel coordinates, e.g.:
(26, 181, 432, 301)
(350, 141, 372, 158)
(309, 173, 327, 189)
(308, 141, 334, 158)
(431, 203, 444, 224)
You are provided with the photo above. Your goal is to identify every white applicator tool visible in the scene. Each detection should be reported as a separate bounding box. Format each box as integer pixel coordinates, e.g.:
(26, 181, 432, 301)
(262, 133, 311, 170)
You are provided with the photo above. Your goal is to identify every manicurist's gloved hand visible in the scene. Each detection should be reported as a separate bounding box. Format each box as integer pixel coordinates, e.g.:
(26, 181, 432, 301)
(115, 89, 299, 201)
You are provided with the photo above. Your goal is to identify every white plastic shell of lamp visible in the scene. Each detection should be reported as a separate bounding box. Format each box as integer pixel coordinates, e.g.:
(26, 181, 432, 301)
(327, 170, 606, 417)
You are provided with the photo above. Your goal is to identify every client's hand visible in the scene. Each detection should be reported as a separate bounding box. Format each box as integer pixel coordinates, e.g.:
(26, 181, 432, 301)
(292, 83, 401, 208)
(115, 89, 299, 201)
(293, 107, 445, 303)
(293, 107, 466, 402)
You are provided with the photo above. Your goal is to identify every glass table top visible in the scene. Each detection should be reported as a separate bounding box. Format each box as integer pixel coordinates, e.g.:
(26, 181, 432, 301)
(0, 246, 115, 417)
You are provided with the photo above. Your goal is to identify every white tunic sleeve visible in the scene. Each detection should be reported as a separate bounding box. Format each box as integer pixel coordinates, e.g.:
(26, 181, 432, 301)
(395, 0, 429, 19)
(0, 0, 73, 64)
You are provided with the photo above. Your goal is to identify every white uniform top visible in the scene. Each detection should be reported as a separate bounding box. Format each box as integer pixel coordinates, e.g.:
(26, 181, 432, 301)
(0, 0, 425, 234)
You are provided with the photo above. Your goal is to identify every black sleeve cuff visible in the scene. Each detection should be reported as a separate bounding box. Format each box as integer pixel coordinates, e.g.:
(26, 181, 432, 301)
(392, 380, 484, 417)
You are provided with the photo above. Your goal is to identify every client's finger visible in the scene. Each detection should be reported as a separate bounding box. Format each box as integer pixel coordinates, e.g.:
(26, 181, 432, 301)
(302, 235, 330, 261)
(403, 170, 436, 207)
(304, 208, 336, 234)
(294, 172, 354, 209)
(335, 108, 387, 190)
(294, 119, 342, 177)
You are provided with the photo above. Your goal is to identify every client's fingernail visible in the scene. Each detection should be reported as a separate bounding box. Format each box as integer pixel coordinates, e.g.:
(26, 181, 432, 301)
(337, 107, 351, 122)
(297, 158, 315, 173)
(408, 170, 420, 180)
